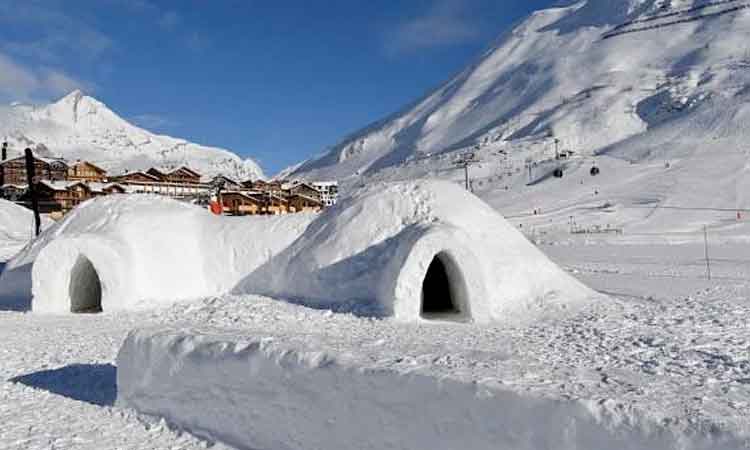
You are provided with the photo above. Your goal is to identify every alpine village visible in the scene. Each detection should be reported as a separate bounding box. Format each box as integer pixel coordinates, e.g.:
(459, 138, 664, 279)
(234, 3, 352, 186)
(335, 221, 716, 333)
(0, 142, 338, 221)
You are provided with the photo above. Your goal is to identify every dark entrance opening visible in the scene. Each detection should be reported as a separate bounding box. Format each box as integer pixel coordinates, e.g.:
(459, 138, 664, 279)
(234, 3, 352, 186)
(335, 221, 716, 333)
(69, 255, 102, 313)
(421, 254, 460, 319)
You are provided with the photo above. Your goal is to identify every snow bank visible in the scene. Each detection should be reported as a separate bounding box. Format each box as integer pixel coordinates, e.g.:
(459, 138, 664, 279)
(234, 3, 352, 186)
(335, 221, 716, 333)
(118, 326, 746, 450)
(235, 180, 595, 323)
(0, 195, 314, 313)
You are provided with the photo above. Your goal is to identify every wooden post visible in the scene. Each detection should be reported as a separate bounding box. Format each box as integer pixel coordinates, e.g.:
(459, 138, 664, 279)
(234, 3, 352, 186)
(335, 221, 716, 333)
(24, 148, 41, 236)
(0, 142, 6, 187)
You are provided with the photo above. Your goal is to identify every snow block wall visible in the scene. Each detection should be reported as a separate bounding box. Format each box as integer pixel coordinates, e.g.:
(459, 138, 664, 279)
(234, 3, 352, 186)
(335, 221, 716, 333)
(235, 180, 595, 323)
(117, 328, 746, 450)
(0, 195, 315, 313)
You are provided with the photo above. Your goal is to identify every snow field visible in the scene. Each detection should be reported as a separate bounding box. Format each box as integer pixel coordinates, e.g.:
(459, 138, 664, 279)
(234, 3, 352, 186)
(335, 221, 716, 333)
(116, 279, 750, 450)
(0, 237, 748, 449)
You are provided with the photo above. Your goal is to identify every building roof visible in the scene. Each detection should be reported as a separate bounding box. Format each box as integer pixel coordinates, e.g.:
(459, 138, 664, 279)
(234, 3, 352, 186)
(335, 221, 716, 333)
(37, 180, 88, 192)
(70, 160, 107, 173)
(0, 154, 68, 167)
(150, 166, 202, 178)
(117, 171, 161, 182)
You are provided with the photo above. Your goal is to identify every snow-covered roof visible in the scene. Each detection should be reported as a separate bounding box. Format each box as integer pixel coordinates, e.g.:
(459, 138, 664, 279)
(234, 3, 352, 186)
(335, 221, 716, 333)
(0, 155, 67, 167)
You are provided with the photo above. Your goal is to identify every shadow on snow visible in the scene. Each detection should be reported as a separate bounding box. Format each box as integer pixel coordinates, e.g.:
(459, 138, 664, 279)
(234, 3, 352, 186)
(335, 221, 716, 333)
(10, 363, 117, 407)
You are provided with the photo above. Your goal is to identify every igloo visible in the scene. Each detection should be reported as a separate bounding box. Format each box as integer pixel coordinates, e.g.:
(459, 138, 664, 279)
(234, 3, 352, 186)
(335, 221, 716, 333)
(0, 195, 314, 313)
(234, 180, 595, 322)
(0, 180, 595, 320)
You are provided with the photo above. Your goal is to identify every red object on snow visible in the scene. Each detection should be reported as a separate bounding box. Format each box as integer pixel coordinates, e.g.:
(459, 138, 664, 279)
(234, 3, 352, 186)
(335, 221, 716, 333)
(210, 201, 223, 215)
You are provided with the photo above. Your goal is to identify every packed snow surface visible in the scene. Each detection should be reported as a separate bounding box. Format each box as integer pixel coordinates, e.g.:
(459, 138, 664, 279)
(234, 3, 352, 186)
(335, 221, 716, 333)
(2, 233, 749, 449)
(117, 271, 750, 450)
(1, 90, 264, 180)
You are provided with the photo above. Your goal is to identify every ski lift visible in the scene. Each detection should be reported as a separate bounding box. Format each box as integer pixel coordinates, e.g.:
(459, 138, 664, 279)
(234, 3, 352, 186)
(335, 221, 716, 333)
(553, 168, 564, 178)
(590, 166, 600, 176)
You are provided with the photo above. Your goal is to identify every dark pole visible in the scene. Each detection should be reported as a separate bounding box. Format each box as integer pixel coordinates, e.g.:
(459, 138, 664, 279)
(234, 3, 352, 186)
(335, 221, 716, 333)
(24, 148, 41, 236)
(464, 163, 469, 190)
(0, 142, 6, 187)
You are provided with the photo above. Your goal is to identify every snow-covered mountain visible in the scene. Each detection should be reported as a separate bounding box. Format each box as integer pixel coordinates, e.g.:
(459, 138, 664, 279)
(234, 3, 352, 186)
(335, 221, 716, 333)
(0, 90, 264, 181)
(291, 0, 750, 228)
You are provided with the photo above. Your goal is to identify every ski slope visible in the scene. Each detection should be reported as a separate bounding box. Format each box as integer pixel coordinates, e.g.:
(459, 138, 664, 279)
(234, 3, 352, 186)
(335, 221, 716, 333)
(290, 0, 750, 237)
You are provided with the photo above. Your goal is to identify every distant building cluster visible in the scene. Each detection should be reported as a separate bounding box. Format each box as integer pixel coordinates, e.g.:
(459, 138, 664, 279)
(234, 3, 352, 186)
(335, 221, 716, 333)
(0, 147, 338, 219)
(216, 178, 339, 216)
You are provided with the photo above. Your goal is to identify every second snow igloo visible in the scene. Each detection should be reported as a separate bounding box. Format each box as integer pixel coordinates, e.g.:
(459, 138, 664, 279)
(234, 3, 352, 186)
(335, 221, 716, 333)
(2, 195, 315, 314)
(234, 180, 596, 323)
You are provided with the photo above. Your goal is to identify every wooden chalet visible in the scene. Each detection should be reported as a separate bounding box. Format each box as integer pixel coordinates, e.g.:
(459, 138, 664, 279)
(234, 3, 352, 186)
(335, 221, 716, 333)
(0, 155, 68, 185)
(220, 191, 291, 216)
(67, 161, 108, 182)
(288, 193, 323, 213)
(221, 192, 265, 216)
(112, 170, 208, 197)
(287, 182, 322, 202)
(147, 166, 202, 184)
(113, 171, 161, 184)
(0, 184, 27, 201)
(250, 179, 285, 195)
(211, 175, 242, 191)
(22, 181, 126, 213)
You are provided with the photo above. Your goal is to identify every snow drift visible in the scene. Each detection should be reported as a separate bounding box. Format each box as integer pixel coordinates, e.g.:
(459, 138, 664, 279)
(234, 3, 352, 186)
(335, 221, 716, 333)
(0, 195, 314, 313)
(118, 325, 748, 450)
(234, 180, 594, 322)
(1, 181, 593, 318)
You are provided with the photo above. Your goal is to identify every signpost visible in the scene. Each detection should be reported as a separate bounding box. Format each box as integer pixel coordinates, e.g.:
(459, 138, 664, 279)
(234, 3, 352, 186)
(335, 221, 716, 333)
(24, 148, 41, 236)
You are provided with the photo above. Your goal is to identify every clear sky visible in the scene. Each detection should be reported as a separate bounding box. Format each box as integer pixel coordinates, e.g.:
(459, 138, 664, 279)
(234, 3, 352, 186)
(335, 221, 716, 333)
(0, 0, 554, 175)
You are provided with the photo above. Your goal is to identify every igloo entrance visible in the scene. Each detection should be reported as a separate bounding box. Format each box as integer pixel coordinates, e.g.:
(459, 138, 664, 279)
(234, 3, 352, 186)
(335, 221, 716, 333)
(69, 255, 103, 313)
(420, 252, 467, 321)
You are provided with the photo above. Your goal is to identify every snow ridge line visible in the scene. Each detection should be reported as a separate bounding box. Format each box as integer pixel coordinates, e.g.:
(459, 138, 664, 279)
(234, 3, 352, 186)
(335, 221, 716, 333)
(610, 0, 744, 31)
(602, 3, 750, 39)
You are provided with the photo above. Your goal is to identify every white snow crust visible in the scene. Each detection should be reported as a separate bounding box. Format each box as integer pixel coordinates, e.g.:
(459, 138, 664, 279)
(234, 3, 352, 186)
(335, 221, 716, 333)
(116, 282, 750, 450)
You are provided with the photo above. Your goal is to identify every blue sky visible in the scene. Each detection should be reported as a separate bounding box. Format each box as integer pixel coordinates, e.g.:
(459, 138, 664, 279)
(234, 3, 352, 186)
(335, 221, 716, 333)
(0, 0, 554, 174)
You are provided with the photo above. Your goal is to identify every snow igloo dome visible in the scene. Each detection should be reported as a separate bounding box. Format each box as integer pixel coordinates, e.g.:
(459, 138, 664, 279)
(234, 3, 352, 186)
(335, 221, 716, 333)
(234, 180, 596, 323)
(0, 194, 313, 313)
